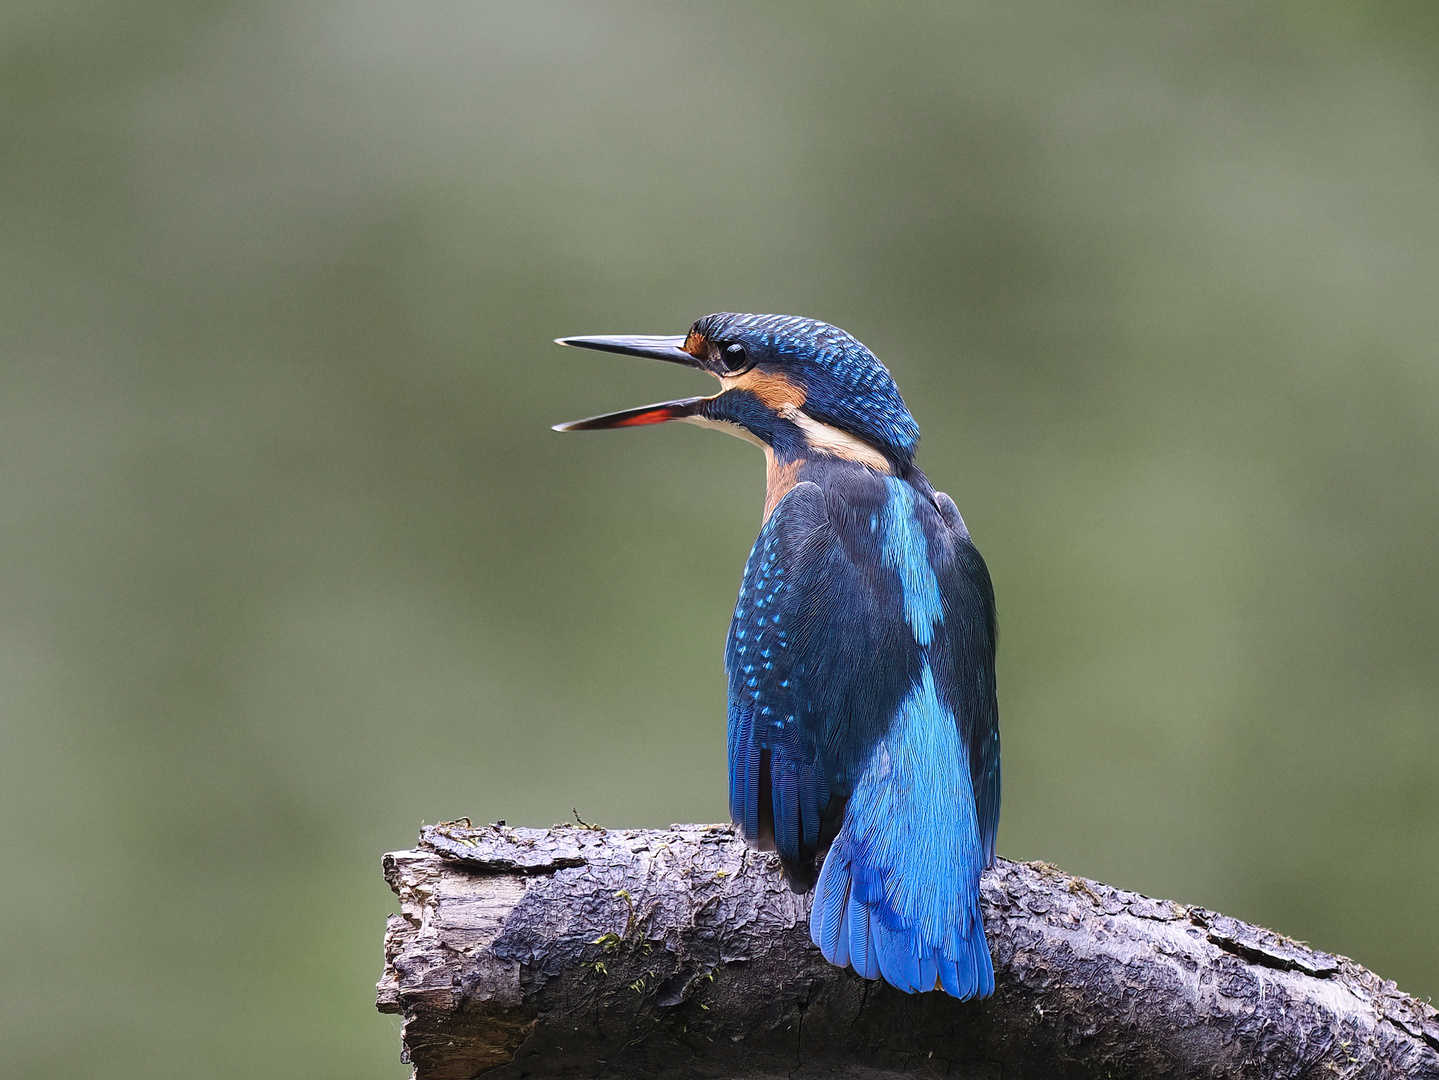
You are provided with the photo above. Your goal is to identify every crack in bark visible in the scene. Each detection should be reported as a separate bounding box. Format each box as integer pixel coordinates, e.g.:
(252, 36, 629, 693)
(1205, 930, 1338, 979)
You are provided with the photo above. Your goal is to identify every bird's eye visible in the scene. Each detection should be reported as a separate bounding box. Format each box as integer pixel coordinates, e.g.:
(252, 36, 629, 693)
(722, 343, 749, 372)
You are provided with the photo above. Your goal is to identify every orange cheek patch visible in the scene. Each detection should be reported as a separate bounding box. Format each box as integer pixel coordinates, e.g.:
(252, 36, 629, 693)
(730, 370, 807, 410)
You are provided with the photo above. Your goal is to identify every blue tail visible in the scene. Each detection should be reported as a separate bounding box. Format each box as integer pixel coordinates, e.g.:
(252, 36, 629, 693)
(809, 664, 994, 999)
(810, 832, 993, 999)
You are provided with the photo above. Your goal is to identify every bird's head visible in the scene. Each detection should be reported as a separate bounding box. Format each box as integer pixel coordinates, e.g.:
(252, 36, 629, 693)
(553, 313, 919, 470)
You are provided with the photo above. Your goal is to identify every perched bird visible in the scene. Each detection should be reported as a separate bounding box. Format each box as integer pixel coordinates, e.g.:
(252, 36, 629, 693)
(554, 313, 999, 999)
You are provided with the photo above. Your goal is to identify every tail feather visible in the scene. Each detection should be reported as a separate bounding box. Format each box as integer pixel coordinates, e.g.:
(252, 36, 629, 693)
(810, 836, 993, 1000)
(848, 896, 879, 980)
(873, 919, 921, 992)
(917, 954, 938, 996)
(813, 841, 851, 966)
(835, 894, 853, 970)
(806, 663, 994, 999)
(939, 957, 965, 999)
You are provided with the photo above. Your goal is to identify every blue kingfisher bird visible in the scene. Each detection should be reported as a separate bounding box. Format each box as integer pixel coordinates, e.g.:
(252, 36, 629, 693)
(554, 313, 999, 999)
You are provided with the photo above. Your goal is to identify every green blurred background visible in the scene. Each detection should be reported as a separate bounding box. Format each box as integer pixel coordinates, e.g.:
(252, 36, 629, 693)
(3, 1, 1437, 1075)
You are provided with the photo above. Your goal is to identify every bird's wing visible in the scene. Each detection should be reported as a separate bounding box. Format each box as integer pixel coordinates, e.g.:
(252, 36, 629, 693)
(726, 481, 833, 886)
(933, 490, 1001, 866)
(726, 473, 923, 888)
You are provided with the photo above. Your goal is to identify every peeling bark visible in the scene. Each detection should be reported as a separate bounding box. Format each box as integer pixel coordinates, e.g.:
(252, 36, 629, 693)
(377, 822, 1439, 1079)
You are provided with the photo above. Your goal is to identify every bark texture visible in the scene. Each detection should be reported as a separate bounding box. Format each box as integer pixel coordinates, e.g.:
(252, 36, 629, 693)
(377, 821, 1439, 1080)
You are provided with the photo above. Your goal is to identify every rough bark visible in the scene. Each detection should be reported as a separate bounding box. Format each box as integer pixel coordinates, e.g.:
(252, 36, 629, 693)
(377, 821, 1439, 1080)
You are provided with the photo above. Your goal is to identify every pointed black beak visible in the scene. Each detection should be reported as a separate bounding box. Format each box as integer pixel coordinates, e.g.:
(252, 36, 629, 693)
(554, 334, 704, 369)
(552, 332, 720, 432)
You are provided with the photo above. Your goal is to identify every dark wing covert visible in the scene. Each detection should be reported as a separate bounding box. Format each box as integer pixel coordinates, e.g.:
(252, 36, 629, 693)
(934, 490, 1001, 866)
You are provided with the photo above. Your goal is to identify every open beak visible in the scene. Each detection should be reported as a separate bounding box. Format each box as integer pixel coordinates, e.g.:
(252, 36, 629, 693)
(552, 333, 716, 431)
(552, 396, 710, 431)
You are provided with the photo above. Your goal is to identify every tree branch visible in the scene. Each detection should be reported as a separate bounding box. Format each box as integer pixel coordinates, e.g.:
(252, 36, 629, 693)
(376, 822, 1439, 1079)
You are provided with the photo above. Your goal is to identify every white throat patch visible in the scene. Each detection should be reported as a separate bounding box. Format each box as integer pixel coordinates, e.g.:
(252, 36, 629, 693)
(780, 405, 892, 472)
(677, 413, 766, 449)
(678, 400, 892, 473)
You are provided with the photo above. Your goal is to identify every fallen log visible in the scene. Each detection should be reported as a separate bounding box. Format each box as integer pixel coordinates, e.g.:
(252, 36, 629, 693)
(376, 821, 1439, 1079)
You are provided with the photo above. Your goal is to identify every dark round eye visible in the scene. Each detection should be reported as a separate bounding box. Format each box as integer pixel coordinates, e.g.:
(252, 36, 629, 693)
(722, 343, 749, 371)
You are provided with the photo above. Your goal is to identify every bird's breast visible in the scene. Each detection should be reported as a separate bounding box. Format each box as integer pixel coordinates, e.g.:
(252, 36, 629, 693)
(762, 452, 805, 523)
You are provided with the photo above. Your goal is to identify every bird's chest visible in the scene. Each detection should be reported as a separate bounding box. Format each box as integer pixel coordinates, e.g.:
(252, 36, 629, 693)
(761, 451, 804, 524)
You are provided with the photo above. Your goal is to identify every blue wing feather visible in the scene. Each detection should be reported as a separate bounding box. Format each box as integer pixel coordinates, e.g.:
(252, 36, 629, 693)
(725, 482, 832, 883)
(726, 700, 764, 840)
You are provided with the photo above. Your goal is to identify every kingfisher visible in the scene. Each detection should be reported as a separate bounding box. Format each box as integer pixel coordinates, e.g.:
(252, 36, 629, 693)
(554, 313, 999, 999)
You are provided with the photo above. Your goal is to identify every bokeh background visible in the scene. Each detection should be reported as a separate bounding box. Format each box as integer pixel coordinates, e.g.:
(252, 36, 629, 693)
(3, 1, 1438, 1076)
